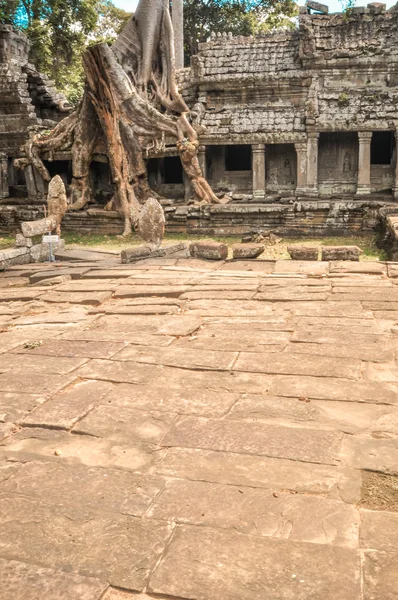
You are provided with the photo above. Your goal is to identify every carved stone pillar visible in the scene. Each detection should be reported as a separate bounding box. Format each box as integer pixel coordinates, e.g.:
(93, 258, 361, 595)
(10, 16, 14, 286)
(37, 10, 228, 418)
(306, 132, 319, 194)
(198, 145, 207, 179)
(0, 153, 9, 199)
(295, 142, 307, 195)
(393, 132, 398, 200)
(252, 144, 266, 199)
(357, 132, 372, 195)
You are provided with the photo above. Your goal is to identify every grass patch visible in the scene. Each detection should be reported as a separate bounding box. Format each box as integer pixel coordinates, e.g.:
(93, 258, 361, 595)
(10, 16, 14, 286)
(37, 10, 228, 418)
(63, 232, 386, 261)
(0, 236, 14, 250)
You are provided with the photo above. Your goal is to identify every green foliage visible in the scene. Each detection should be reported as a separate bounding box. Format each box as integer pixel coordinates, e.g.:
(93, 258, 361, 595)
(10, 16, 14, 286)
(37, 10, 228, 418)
(0, 0, 131, 104)
(338, 92, 350, 107)
(183, 0, 298, 60)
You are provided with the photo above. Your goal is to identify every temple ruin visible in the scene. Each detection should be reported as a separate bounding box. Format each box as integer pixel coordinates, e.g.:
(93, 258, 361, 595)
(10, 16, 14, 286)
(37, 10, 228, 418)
(2, 2, 398, 236)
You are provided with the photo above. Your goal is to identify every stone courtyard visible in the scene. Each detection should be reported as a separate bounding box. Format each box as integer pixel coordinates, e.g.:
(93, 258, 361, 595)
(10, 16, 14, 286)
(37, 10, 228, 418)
(0, 254, 397, 598)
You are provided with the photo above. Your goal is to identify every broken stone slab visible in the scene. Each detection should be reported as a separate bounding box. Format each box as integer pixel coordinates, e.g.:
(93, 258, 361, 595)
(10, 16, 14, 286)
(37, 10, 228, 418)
(362, 551, 398, 600)
(33, 275, 72, 287)
(121, 246, 152, 264)
(321, 246, 363, 261)
(0, 557, 107, 600)
(360, 509, 398, 552)
(288, 245, 319, 261)
(189, 241, 228, 261)
(15, 234, 33, 248)
(232, 244, 264, 259)
(148, 526, 360, 600)
(39, 290, 112, 305)
(306, 0, 329, 13)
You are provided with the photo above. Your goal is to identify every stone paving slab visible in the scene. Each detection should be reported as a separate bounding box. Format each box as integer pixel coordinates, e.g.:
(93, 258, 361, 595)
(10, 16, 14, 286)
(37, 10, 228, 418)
(0, 557, 107, 600)
(0, 258, 397, 599)
(162, 416, 342, 465)
(148, 479, 359, 547)
(40, 291, 113, 305)
(22, 380, 114, 429)
(148, 525, 361, 600)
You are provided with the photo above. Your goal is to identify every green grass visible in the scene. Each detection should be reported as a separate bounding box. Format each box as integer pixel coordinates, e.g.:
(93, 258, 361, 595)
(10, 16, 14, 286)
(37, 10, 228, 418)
(0, 236, 14, 250)
(63, 232, 387, 261)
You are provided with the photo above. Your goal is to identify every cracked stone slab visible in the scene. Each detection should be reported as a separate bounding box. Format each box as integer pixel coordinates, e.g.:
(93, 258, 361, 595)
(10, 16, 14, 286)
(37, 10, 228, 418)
(148, 525, 360, 600)
(156, 448, 361, 502)
(174, 330, 291, 352)
(360, 509, 398, 551)
(0, 289, 45, 302)
(102, 382, 239, 418)
(363, 551, 398, 600)
(0, 557, 107, 600)
(148, 479, 359, 548)
(114, 286, 188, 298)
(0, 459, 165, 517)
(274, 261, 329, 275)
(0, 495, 173, 591)
(255, 290, 330, 301)
(330, 261, 387, 274)
(55, 280, 119, 292)
(22, 380, 114, 429)
(40, 291, 113, 305)
(113, 345, 238, 371)
(340, 436, 398, 474)
(233, 352, 360, 379)
(73, 405, 176, 444)
(94, 304, 180, 315)
(11, 339, 127, 359)
(270, 375, 398, 405)
(0, 422, 15, 442)
(185, 299, 274, 317)
(161, 417, 342, 465)
(290, 301, 369, 318)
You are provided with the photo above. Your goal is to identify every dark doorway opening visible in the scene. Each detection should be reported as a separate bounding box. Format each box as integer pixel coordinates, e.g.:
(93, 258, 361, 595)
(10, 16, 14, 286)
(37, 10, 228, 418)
(225, 145, 252, 171)
(42, 160, 72, 185)
(164, 156, 183, 184)
(371, 131, 394, 165)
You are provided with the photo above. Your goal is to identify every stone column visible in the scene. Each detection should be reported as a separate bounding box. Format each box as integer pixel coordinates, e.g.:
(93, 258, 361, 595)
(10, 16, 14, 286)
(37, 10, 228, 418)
(198, 145, 206, 179)
(252, 144, 266, 199)
(0, 153, 9, 199)
(306, 132, 319, 194)
(393, 131, 398, 200)
(357, 132, 372, 195)
(295, 142, 307, 195)
(172, 0, 184, 70)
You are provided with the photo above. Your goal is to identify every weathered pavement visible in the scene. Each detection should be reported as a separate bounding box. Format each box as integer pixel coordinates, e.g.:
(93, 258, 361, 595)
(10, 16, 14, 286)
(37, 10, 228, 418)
(0, 256, 398, 599)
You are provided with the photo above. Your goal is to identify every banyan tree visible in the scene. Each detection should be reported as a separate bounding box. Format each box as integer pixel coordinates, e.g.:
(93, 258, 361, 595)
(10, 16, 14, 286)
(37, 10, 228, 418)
(15, 0, 222, 239)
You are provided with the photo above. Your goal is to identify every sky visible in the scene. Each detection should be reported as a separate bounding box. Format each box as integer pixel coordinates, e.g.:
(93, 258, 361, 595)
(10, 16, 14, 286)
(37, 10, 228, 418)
(113, 0, 396, 14)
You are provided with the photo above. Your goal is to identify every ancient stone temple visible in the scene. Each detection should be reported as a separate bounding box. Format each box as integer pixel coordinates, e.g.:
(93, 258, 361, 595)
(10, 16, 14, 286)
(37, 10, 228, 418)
(2, 3, 398, 236)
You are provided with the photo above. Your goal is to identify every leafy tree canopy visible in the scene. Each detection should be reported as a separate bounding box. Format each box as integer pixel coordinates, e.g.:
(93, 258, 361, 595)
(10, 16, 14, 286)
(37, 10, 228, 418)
(0, 0, 131, 103)
(183, 0, 298, 59)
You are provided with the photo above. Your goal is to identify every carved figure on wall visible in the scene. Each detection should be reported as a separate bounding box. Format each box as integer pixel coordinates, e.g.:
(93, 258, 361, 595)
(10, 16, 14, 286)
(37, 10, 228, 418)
(343, 151, 352, 173)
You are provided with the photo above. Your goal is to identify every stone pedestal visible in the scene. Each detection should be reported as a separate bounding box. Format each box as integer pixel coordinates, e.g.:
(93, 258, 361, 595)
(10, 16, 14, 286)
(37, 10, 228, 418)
(295, 142, 308, 195)
(0, 152, 8, 198)
(172, 0, 184, 69)
(252, 144, 266, 199)
(306, 132, 319, 194)
(357, 132, 372, 195)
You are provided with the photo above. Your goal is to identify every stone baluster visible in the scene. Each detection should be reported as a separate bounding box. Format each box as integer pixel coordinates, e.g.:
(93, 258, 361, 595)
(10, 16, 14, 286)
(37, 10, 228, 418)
(295, 142, 308, 195)
(0, 153, 9, 199)
(198, 145, 207, 179)
(357, 132, 372, 195)
(252, 144, 266, 199)
(306, 132, 319, 194)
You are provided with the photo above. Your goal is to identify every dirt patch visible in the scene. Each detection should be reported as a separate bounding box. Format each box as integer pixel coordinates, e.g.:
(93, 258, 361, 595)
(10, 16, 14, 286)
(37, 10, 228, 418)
(360, 471, 398, 512)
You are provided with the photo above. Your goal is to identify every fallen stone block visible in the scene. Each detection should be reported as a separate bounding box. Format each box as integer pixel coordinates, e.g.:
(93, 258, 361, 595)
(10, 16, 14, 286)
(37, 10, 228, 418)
(15, 234, 33, 248)
(288, 246, 319, 261)
(321, 246, 363, 262)
(21, 215, 57, 238)
(0, 247, 30, 269)
(189, 242, 228, 261)
(232, 244, 264, 259)
(121, 246, 152, 264)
